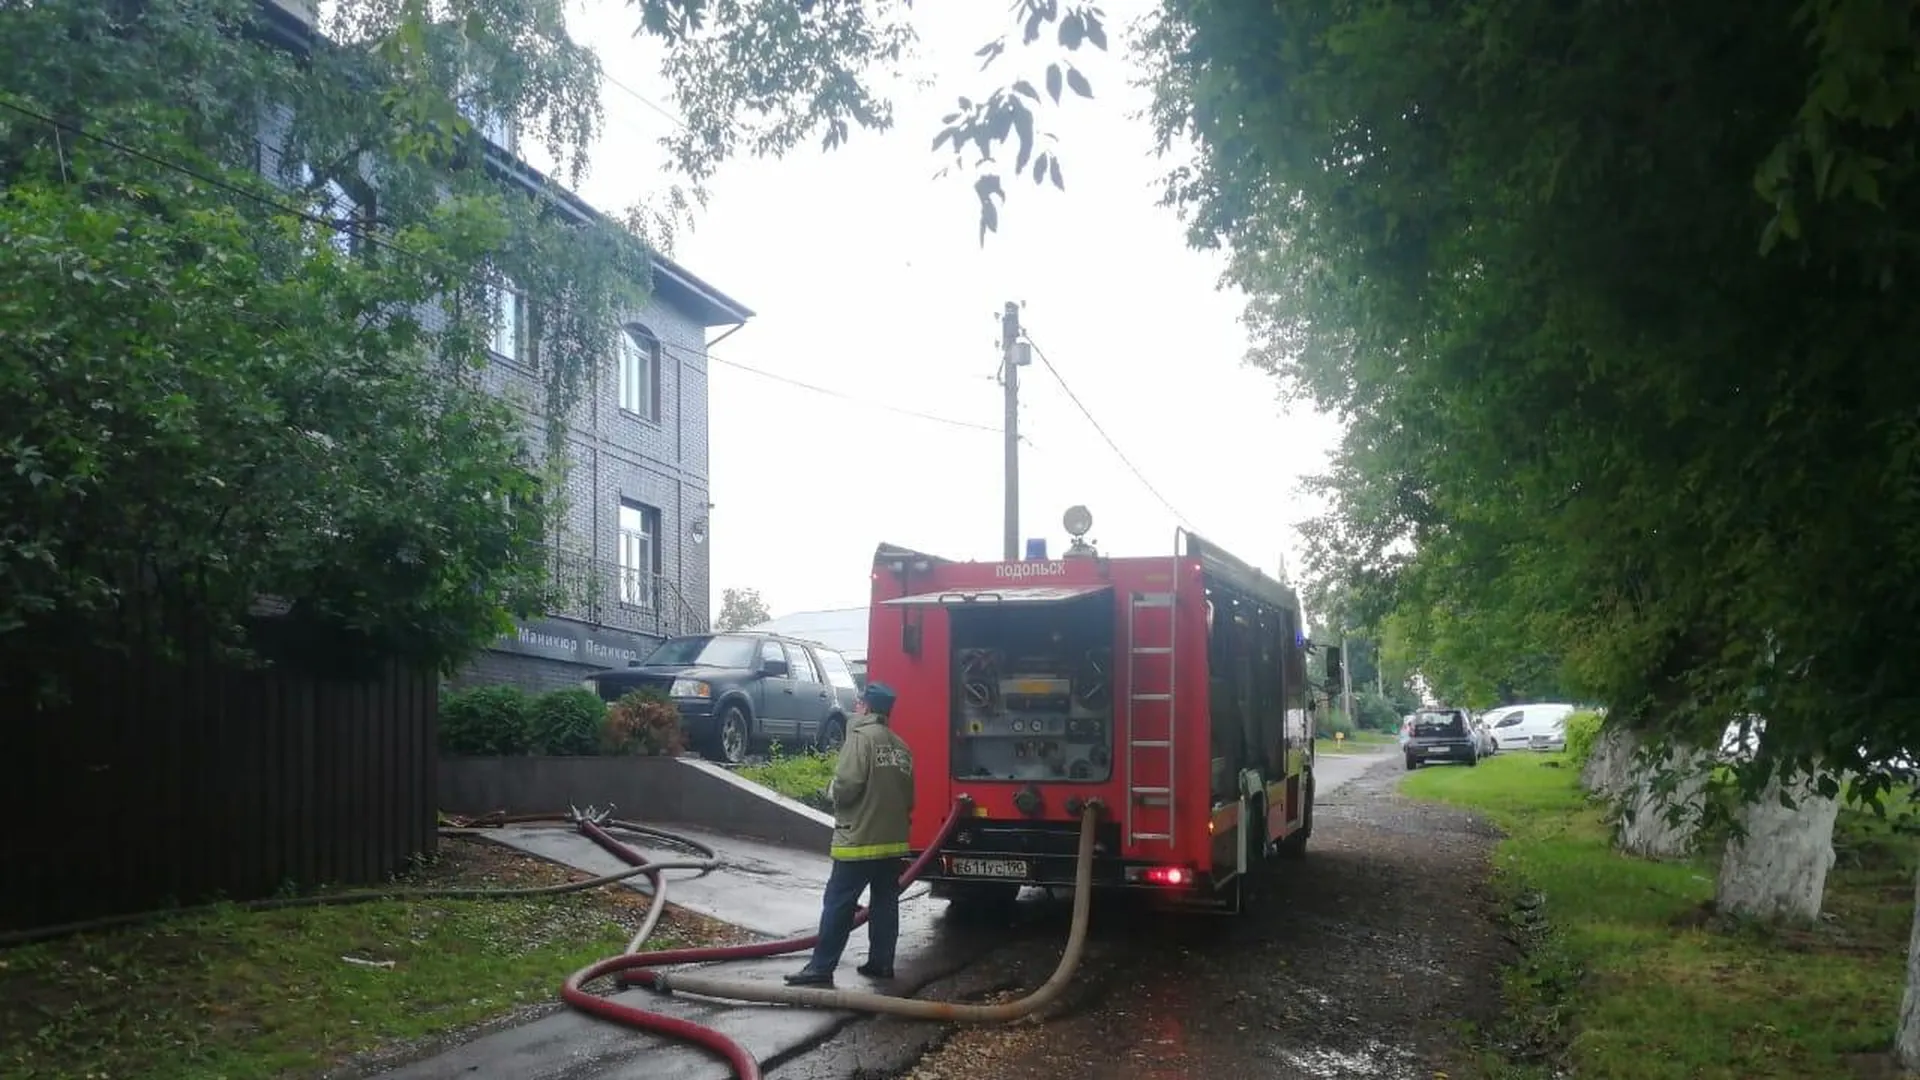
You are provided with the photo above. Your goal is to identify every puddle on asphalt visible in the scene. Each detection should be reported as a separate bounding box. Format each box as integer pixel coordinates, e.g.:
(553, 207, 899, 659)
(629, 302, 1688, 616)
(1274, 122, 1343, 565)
(1271, 1038, 1420, 1079)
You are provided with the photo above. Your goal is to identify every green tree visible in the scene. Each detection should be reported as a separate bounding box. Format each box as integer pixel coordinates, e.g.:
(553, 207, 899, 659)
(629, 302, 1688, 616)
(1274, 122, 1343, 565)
(714, 587, 772, 631)
(0, 0, 646, 695)
(598, 1, 1116, 242)
(1305, 578, 1420, 711)
(1136, 0, 1920, 1060)
(1141, 0, 1920, 776)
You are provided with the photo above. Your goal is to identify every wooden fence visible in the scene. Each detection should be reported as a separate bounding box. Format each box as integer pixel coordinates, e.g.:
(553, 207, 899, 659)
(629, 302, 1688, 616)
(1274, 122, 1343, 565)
(0, 630, 440, 932)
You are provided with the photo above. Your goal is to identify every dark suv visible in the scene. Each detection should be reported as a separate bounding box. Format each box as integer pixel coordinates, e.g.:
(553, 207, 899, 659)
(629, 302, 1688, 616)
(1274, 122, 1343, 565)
(583, 632, 861, 764)
(1404, 708, 1481, 770)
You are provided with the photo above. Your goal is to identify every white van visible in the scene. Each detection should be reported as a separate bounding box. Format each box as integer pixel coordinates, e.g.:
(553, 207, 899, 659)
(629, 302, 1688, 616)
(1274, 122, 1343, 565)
(1487, 703, 1578, 751)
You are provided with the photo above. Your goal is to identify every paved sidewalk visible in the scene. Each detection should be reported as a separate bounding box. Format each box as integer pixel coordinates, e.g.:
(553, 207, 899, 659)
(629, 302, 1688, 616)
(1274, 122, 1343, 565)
(376, 752, 1395, 1080)
(372, 823, 960, 1080)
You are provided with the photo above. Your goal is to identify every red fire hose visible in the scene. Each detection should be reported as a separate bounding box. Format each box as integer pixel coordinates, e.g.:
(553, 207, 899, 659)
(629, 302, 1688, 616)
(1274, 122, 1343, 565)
(5, 797, 1091, 1080)
(554, 797, 974, 1080)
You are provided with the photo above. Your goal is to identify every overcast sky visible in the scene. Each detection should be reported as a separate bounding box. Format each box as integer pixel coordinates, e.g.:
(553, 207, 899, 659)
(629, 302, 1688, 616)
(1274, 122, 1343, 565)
(531, 0, 1342, 619)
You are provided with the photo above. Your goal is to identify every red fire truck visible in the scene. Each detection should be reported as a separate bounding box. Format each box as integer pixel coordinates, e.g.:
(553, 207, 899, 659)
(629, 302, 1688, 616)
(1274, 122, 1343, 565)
(866, 508, 1325, 914)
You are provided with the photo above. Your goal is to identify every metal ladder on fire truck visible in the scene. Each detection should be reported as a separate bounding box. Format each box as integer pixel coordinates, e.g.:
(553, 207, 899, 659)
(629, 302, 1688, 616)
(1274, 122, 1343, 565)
(1123, 532, 1183, 848)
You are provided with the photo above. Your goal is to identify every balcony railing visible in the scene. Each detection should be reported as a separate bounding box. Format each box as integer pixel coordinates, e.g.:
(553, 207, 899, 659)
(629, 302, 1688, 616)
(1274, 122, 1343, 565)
(543, 547, 707, 640)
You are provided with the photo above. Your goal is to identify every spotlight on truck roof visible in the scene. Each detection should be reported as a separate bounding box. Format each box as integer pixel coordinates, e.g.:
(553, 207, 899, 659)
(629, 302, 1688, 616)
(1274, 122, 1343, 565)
(1063, 504, 1093, 538)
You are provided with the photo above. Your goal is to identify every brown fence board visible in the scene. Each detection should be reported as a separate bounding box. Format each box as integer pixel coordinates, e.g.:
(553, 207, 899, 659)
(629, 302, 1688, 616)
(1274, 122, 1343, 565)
(0, 638, 439, 932)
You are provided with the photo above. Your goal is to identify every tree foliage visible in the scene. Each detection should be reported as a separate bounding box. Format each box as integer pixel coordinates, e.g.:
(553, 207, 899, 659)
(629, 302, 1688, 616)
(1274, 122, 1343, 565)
(0, 0, 647, 694)
(611, 0, 1114, 243)
(1137, 0, 1920, 804)
(1, 0, 1120, 707)
(714, 586, 773, 631)
(1305, 579, 1420, 713)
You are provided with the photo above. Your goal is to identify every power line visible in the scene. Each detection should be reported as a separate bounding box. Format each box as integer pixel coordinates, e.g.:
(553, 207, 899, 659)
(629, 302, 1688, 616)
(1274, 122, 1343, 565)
(669, 339, 1003, 434)
(1020, 332, 1195, 529)
(597, 69, 690, 132)
(1, 93, 1003, 438)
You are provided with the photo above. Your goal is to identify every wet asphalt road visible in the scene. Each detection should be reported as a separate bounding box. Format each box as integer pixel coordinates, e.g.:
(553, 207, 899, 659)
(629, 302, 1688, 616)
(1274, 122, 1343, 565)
(770, 747, 1509, 1080)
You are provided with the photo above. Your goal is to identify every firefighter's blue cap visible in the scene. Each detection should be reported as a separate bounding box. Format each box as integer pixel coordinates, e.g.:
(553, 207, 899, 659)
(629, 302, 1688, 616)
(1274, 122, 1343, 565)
(862, 681, 897, 715)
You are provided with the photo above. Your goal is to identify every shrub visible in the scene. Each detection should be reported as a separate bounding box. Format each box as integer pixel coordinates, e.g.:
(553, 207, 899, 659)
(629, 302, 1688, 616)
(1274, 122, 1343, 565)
(1562, 710, 1605, 768)
(739, 743, 837, 811)
(1319, 707, 1357, 738)
(1355, 690, 1404, 732)
(440, 684, 535, 756)
(601, 689, 685, 757)
(530, 688, 607, 756)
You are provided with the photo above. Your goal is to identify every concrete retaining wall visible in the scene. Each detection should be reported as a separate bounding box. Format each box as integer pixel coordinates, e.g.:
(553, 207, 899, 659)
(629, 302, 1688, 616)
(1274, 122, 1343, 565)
(437, 755, 834, 850)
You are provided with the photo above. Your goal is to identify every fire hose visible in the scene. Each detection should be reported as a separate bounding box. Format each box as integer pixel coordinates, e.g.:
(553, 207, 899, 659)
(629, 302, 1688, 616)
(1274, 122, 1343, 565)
(0, 799, 1103, 1080)
(0, 811, 721, 949)
(556, 796, 1105, 1080)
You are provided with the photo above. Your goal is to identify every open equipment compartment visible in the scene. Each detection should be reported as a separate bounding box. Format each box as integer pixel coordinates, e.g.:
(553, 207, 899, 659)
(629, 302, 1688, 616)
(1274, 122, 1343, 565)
(943, 587, 1116, 785)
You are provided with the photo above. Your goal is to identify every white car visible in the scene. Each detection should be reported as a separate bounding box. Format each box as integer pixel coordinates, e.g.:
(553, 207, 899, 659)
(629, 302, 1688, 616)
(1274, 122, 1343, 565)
(1487, 703, 1578, 751)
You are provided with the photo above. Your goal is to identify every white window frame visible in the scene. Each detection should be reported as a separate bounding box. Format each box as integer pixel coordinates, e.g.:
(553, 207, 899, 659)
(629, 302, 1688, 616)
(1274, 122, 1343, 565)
(290, 162, 357, 259)
(618, 501, 657, 609)
(475, 107, 518, 150)
(618, 325, 659, 420)
(454, 74, 520, 154)
(318, 178, 356, 258)
(490, 276, 524, 363)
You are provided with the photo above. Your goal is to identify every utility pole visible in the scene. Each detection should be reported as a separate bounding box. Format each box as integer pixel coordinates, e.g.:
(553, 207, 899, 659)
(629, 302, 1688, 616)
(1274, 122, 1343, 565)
(1000, 301, 1021, 561)
(1340, 631, 1355, 723)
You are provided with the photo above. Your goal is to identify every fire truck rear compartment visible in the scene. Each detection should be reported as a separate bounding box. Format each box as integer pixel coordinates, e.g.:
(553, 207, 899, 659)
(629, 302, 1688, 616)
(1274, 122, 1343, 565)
(946, 590, 1115, 786)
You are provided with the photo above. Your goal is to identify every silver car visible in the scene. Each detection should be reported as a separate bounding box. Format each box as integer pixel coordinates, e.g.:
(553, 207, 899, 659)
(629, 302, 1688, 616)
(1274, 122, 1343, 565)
(1470, 716, 1499, 756)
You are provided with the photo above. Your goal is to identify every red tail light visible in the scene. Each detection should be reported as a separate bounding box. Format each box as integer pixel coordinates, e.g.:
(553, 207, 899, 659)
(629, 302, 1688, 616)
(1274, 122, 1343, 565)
(1141, 865, 1191, 887)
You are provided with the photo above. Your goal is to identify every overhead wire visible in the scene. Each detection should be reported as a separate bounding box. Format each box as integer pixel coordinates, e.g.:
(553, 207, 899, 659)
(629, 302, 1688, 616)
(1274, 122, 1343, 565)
(597, 69, 691, 133)
(575, 82, 1014, 439)
(656, 336, 1004, 435)
(0, 91, 1001, 439)
(1020, 331, 1196, 530)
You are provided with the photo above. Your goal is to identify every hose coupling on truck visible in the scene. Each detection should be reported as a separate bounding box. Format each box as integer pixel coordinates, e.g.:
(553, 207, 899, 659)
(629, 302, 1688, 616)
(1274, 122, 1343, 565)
(1013, 784, 1044, 818)
(1064, 796, 1106, 818)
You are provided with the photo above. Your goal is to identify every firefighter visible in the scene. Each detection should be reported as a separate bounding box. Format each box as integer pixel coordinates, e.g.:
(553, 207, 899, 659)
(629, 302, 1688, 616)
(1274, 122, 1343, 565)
(785, 680, 916, 987)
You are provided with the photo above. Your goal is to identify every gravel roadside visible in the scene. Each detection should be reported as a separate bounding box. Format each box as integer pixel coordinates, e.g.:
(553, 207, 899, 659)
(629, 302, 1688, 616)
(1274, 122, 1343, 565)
(867, 755, 1513, 1080)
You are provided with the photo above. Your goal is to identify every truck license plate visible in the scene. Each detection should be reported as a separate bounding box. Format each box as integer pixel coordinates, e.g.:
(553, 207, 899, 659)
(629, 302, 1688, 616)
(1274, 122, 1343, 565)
(950, 857, 1028, 879)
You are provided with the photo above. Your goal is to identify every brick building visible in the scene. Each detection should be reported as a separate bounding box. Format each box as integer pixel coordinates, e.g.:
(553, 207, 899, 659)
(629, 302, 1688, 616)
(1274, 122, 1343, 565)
(256, 0, 753, 693)
(446, 173, 754, 695)
(454, 218, 753, 692)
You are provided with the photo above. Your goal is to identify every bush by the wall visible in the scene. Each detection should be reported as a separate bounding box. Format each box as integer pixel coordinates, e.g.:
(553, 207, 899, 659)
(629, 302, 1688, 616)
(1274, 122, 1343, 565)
(1319, 707, 1357, 738)
(1355, 690, 1404, 732)
(440, 685, 535, 756)
(739, 743, 836, 812)
(601, 689, 685, 757)
(530, 688, 607, 756)
(1562, 710, 1605, 768)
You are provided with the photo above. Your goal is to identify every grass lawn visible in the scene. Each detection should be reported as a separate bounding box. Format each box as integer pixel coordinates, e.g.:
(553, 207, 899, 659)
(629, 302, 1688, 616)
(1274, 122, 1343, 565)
(0, 834, 743, 1080)
(739, 746, 838, 810)
(1404, 753, 1917, 1080)
(1318, 729, 1399, 753)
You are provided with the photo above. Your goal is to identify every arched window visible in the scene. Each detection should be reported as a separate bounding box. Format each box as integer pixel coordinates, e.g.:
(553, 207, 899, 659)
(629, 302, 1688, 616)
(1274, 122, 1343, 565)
(617, 324, 660, 420)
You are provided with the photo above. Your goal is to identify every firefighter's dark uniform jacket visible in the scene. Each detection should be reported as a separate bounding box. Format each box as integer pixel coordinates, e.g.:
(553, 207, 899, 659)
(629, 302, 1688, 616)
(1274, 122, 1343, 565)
(827, 711, 915, 861)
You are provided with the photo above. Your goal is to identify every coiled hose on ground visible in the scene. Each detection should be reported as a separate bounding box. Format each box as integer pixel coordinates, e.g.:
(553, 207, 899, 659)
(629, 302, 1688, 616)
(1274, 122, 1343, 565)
(561, 797, 1104, 1080)
(1, 799, 1104, 1080)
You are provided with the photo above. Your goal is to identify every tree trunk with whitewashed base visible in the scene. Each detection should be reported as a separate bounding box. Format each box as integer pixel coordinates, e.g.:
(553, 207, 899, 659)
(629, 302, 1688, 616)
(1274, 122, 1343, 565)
(1581, 725, 1640, 798)
(1896, 869, 1920, 1071)
(1714, 764, 1839, 923)
(1615, 743, 1710, 859)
